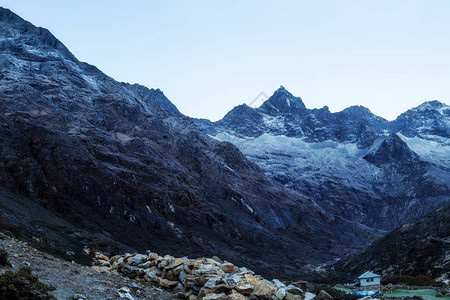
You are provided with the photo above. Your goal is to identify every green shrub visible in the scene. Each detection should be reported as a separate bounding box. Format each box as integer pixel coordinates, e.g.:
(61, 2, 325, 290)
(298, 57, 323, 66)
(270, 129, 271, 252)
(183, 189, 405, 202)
(312, 285, 360, 300)
(0, 248, 9, 267)
(382, 274, 435, 286)
(0, 266, 56, 299)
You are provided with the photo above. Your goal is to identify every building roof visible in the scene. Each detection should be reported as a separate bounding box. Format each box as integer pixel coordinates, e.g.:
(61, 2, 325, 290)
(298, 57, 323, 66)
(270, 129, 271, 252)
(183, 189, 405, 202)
(358, 271, 381, 279)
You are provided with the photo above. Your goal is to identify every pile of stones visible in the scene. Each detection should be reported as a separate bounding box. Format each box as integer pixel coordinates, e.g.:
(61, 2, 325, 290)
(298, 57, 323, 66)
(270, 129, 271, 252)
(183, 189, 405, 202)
(92, 251, 309, 300)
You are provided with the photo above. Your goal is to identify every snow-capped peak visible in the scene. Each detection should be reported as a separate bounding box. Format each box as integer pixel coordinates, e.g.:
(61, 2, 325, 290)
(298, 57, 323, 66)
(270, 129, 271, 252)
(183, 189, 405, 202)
(259, 86, 306, 113)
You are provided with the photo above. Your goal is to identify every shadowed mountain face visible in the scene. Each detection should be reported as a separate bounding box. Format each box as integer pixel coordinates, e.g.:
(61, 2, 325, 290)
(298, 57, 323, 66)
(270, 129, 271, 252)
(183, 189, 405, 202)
(0, 6, 449, 281)
(0, 7, 382, 279)
(195, 87, 450, 252)
(334, 205, 450, 281)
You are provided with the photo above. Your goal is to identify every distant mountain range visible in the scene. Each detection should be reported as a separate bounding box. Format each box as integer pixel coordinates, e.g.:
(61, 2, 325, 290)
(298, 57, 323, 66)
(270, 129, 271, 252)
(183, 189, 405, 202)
(195, 86, 449, 235)
(0, 6, 448, 280)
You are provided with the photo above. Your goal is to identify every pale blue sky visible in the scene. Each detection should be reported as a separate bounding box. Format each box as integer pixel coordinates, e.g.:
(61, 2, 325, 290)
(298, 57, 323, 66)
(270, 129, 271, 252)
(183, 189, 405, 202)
(3, 0, 450, 120)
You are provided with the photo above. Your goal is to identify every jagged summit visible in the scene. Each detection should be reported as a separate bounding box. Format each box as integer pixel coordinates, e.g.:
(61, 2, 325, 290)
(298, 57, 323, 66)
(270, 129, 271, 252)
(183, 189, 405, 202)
(418, 100, 448, 108)
(411, 100, 449, 114)
(0, 6, 22, 22)
(340, 105, 374, 116)
(390, 100, 449, 138)
(0, 6, 77, 62)
(259, 85, 307, 113)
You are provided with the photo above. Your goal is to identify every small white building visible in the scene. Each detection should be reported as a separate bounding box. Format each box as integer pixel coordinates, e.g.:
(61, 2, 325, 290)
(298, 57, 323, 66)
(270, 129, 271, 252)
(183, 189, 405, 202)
(358, 271, 381, 287)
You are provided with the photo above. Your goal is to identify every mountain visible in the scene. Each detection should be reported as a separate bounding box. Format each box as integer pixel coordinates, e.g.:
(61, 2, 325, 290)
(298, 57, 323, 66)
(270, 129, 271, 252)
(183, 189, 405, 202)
(0, 7, 382, 280)
(334, 204, 450, 281)
(1, 6, 449, 282)
(390, 100, 450, 139)
(196, 86, 450, 251)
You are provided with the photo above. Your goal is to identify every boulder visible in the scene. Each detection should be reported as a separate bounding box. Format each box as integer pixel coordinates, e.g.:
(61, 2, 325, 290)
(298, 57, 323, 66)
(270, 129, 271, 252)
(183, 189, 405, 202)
(286, 285, 303, 296)
(149, 252, 159, 261)
(160, 278, 179, 288)
(221, 262, 236, 273)
(109, 255, 121, 265)
(304, 292, 316, 300)
(117, 287, 134, 300)
(314, 290, 332, 300)
(252, 279, 276, 298)
(95, 253, 109, 261)
(198, 264, 225, 279)
(235, 281, 253, 295)
(227, 290, 246, 300)
(92, 266, 107, 273)
(272, 279, 286, 288)
(274, 287, 286, 300)
(285, 292, 302, 300)
(144, 267, 161, 283)
(130, 254, 147, 266)
(204, 293, 228, 300)
(171, 257, 186, 269)
(179, 269, 187, 283)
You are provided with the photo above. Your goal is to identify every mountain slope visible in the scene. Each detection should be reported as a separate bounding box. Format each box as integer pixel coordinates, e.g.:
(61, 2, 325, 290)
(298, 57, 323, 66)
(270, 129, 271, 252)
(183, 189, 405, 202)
(196, 86, 450, 249)
(0, 7, 377, 279)
(334, 204, 450, 281)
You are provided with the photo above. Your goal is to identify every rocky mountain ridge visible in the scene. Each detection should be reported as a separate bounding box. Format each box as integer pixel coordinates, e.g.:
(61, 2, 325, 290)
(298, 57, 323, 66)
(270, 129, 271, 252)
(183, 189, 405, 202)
(0, 6, 449, 283)
(195, 86, 450, 247)
(0, 7, 376, 279)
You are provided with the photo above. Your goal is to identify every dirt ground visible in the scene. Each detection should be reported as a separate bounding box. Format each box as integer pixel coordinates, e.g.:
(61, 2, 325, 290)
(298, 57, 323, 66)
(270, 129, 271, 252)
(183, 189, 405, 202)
(0, 233, 174, 300)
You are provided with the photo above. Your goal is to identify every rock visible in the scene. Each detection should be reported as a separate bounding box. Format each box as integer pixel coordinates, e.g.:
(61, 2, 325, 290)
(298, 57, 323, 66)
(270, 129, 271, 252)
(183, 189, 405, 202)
(252, 279, 276, 298)
(92, 266, 107, 273)
(304, 292, 316, 300)
(138, 261, 152, 268)
(286, 285, 303, 296)
(235, 281, 253, 295)
(179, 270, 187, 283)
(109, 255, 121, 264)
(285, 292, 302, 300)
(117, 287, 134, 300)
(212, 256, 223, 263)
(221, 262, 236, 273)
(198, 264, 225, 277)
(227, 290, 246, 300)
(314, 290, 332, 300)
(95, 253, 109, 261)
(171, 257, 185, 268)
(204, 276, 222, 289)
(121, 265, 142, 278)
(239, 267, 254, 274)
(274, 287, 286, 300)
(144, 267, 161, 283)
(290, 280, 312, 291)
(173, 283, 185, 297)
(160, 278, 179, 288)
(272, 279, 286, 288)
(70, 294, 87, 300)
(204, 293, 228, 300)
(130, 254, 147, 265)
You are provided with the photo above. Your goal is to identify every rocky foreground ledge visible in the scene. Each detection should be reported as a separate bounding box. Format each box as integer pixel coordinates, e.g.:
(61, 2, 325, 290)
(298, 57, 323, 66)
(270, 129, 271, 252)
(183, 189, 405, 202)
(92, 251, 320, 300)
